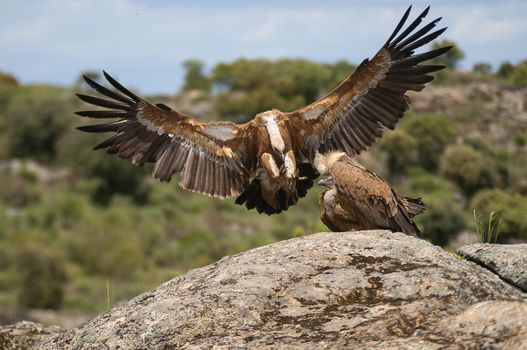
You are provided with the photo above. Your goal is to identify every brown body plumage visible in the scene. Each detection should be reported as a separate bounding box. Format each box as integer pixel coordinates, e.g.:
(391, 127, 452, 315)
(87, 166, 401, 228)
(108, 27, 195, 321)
(316, 152, 425, 236)
(75, 6, 449, 214)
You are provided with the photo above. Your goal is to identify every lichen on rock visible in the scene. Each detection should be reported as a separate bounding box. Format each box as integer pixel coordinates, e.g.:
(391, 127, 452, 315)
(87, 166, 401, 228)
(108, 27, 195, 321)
(37, 230, 526, 349)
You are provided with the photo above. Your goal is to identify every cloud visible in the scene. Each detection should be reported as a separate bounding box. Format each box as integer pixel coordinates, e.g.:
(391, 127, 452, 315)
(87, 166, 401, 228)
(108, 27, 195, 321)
(0, 0, 526, 94)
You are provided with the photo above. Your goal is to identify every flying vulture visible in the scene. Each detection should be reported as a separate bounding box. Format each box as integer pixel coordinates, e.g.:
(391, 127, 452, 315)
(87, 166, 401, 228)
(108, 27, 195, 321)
(315, 152, 425, 236)
(75, 6, 450, 214)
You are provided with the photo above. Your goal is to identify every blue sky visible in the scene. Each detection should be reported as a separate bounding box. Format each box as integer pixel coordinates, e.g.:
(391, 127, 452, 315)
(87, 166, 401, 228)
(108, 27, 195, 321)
(1, 0, 526, 94)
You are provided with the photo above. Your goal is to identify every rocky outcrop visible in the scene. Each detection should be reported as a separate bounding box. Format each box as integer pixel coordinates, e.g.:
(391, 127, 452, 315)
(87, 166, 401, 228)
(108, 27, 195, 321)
(457, 243, 527, 292)
(0, 321, 63, 350)
(0, 159, 70, 186)
(408, 83, 527, 150)
(39, 230, 526, 349)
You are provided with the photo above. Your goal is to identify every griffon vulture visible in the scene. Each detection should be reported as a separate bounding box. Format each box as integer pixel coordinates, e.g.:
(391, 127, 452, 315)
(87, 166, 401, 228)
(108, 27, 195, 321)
(75, 6, 450, 214)
(315, 152, 425, 236)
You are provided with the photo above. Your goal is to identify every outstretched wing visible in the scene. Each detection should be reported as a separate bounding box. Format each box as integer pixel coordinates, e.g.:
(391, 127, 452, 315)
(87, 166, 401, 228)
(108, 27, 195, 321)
(287, 6, 451, 160)
(76, 71, 257, 199)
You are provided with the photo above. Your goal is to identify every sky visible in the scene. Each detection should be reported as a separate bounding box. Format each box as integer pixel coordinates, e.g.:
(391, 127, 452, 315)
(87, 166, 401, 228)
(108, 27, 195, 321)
(1, 0, 526, 94)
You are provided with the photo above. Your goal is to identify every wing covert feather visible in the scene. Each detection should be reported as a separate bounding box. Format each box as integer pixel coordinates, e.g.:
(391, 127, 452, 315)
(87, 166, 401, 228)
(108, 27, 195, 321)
(76, 71, 257, 198)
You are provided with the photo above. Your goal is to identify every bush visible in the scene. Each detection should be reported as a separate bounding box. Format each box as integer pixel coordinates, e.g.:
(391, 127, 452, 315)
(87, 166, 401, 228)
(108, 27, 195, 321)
(407, 173, 455, 197)
(4, 86, 74, 161)
(406, 173, 466, 246)
(67, 228, 146, 279)
(416, 196, 467, 246)
(497, 61, 514, 79)
(510, 60, 527, 86)
(402, 114, 456, 171)
(182, 59, 211, 93)
(211, 58, 356, 120)
(0, 205, 8, 238)
(430, 39, 465, 70)
(378, 129, 418, 175)
(473, 62, 492, 75)
(440, 144, 501, 197)
(16, 245, 67, 309)
(0, 172, 42, 208)
(22, 192, 89, 230)
(470, 189, 527, 241)
(57, 130, 151, 205)
(495, 60, 527, 86)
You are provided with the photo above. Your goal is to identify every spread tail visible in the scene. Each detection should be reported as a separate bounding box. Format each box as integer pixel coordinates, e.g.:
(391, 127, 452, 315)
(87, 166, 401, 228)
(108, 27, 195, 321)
(394, 203, 422, 237)
(399, 196, 426, 218)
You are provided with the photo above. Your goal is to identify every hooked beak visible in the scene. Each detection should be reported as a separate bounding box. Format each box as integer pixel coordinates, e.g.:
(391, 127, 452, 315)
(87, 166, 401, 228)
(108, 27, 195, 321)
(318, 177, 334, 188)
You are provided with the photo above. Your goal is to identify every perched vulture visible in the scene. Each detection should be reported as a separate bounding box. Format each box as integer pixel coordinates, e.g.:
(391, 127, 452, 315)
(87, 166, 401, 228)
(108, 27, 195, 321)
(75, 6, 450, 214)
(315, 152, 426, 236)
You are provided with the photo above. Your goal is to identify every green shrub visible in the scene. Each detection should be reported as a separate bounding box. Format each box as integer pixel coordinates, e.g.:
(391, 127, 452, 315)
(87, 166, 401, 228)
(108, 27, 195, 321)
(172, 229, 222, 268)
(407, 173, 455, 198)
(497, 61, 514, 79)
(510, 60, 527, 86)
(378, 129, 418, 175)
(57, 130, 151, 205)
(430, 39, 465, 70)
(4, 86, 74, 161)
(0, 172, 42, 208)
(402, 114, 456, 171)
(63, 202, 151, 278)
(66, 228, 146, 278)
(182, 59, 212, 93)
(406, 173, 467, 246)
(473, 62, 492, 75)
(514, 134, 526, 147)
(416, 196, 467, 246)
(440, 144, 501, 197)
(211, 58, 356, 120)
(16, 245, 67, 309)
(470, 189, 527, 241)
(0, 205, 7, 238)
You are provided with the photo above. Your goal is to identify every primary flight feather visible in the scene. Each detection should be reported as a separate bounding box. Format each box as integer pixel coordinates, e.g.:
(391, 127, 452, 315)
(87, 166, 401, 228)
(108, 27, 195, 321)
(75, 6, 450, 214)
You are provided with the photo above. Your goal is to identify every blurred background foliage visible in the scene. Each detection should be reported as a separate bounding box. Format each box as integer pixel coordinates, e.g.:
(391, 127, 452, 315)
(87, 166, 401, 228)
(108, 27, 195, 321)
(0, 39, 526, 322)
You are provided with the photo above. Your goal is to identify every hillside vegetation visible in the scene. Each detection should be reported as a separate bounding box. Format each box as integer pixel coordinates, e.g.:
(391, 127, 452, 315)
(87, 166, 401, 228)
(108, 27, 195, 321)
(0, 41, 526, 317)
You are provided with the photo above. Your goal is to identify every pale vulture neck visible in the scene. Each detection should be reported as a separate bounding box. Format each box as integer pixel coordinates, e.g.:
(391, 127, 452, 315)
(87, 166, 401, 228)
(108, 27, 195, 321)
(314, 151, 346, 175)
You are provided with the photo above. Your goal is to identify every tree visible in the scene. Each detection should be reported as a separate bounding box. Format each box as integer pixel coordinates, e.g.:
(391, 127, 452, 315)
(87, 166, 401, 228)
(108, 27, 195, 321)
(510, 60, 527, 86)
(4, 86, 74, 161)
(402, 114, 456, 171)
(182, 59, 211, 92)
(496, 61, 514, 79)
(416, 196, 466, 246)
(430, 39, 464, 70)
(16, 245, 67, 309)
(0, 70, 18, 87)
(440, 144, 501, 198)
(378, 129, 418, 176)
(211, 58, 352, 119)
(473, 62, 492, 75)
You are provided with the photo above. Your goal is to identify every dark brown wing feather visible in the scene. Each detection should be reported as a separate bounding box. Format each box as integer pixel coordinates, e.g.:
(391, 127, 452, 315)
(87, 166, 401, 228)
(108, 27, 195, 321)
(331, 155, 421, 236)
(398, 195, 426, 218)
(287, 6, 451, 160)
(76, 71, 257, 198)
(235, 163, 318, 215)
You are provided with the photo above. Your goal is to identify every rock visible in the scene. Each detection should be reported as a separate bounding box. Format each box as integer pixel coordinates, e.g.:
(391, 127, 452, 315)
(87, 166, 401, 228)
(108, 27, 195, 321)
(0, 159, 70, 186)
(457, 243, 527, 292)
(0, 321, 63, 350)
(39, 230, 526, 349)
(408, 83, 527, 150)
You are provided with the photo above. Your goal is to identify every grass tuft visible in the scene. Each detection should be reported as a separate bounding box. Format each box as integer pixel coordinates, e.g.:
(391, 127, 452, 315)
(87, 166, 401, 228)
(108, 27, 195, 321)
(473, 209, 501, 243)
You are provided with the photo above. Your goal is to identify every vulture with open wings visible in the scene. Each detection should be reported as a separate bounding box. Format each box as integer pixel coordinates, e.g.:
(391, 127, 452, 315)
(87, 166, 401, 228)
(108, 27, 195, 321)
(75, 6, 450, 214)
